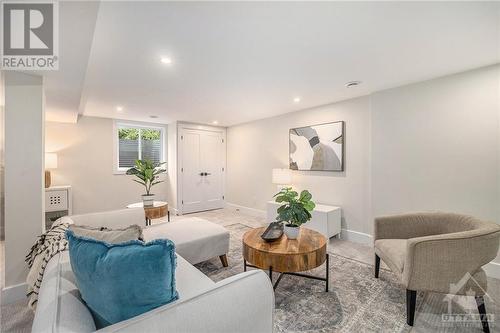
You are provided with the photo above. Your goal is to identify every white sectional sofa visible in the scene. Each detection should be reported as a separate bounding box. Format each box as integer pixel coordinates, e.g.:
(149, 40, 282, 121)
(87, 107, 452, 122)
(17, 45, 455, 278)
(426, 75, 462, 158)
(32, 209, 274, 333)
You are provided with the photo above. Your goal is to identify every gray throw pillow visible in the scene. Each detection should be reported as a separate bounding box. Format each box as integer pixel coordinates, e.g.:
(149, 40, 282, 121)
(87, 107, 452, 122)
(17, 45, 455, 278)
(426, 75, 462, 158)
(69, 224, 143, 244)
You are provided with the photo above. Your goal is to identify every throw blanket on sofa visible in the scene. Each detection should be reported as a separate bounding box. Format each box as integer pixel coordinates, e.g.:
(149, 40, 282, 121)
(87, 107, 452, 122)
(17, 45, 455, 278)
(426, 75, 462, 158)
(25, 220, 70, 310)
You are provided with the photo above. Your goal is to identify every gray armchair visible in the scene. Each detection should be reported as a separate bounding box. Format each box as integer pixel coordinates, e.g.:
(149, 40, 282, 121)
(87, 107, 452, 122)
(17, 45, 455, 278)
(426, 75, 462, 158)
(374, 212, 500, 332)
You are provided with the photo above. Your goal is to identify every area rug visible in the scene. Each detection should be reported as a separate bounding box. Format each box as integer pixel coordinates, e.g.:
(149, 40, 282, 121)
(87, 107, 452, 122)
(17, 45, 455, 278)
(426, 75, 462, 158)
(195, 223, 498, 333)
(0, 298, 34, 333)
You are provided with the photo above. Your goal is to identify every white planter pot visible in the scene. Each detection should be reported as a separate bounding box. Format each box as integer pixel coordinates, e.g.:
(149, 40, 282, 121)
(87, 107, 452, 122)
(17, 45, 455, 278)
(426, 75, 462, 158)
(142, 194, 155, 207)
(284, 225, 300, 240)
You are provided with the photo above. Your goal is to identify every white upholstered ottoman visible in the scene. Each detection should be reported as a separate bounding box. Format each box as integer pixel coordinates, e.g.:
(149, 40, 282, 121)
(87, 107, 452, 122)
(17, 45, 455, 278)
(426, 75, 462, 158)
(142, 217, 230, 267)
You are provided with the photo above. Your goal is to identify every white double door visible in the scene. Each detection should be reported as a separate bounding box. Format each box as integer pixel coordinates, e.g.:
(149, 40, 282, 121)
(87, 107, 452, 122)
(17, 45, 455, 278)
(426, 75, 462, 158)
(180, 128, 225, 214)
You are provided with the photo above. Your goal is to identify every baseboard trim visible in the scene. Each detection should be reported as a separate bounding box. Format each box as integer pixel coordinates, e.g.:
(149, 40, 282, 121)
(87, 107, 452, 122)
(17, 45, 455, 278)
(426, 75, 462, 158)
(226, 203, 375, 246)
(1, 282, 26, 305)
(225, 202, 266, 218)
(340, 228, 373, 246)
(170, 207, 179, 216)
(484, 261, 500, 279)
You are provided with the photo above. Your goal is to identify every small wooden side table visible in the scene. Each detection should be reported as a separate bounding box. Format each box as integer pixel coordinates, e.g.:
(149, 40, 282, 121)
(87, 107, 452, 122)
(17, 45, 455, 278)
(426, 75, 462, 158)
(243, 227, 329, 291)
(126, 201, 170, 226)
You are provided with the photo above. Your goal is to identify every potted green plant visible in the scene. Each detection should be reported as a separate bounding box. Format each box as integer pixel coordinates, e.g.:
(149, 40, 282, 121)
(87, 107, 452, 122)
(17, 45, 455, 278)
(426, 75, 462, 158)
(274, 187, 315, 239)
(126, 159, 166, 206)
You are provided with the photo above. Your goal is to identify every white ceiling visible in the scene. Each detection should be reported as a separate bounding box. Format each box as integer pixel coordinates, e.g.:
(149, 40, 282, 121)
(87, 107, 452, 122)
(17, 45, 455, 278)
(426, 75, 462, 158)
(44, 1, 500, 126)
(42, 1, 100, 123)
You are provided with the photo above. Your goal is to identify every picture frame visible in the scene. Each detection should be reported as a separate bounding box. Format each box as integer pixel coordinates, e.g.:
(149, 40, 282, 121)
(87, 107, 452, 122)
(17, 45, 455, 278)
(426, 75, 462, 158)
(289, 121, 345, 171)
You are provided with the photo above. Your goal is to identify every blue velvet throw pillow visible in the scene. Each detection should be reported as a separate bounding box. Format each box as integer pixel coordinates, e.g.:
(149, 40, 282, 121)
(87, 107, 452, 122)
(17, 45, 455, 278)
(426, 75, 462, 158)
(66, 230, 178, 329)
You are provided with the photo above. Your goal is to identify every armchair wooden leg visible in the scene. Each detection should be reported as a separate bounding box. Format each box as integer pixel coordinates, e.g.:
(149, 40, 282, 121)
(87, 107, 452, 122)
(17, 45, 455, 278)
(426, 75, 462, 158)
(475, 296, 490, 333)
(374, 254, 380, 278)
(219, 254, 228, 267)
(406, 289, 417, 326)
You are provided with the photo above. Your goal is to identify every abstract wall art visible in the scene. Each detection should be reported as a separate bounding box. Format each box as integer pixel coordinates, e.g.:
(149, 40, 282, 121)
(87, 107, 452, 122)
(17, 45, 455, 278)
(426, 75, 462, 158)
(289, 121, 344, 171)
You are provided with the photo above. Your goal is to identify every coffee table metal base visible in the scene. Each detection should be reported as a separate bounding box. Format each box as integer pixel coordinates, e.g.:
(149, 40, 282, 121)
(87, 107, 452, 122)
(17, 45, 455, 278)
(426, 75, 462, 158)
(244, 253, 329, 292)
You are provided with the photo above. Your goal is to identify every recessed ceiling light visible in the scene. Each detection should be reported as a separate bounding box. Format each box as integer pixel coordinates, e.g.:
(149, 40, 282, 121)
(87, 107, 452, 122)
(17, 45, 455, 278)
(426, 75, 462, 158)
(160, 57, 172, 65)
(212, 120, 218, 125)
(149, 115, 158, 119)
(293, 97, 301, 103)
(116, 106, 124, 112)
(345, 81, 362, 88)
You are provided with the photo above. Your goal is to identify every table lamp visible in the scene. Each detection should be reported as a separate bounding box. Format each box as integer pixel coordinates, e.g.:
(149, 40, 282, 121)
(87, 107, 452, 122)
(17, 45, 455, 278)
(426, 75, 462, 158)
(45, 152, 58, 188)
(272, 168, 292, 192)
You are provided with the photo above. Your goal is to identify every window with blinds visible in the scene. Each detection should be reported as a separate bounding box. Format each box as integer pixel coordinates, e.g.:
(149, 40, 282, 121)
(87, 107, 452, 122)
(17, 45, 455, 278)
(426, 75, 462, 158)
(116, 124, 164, 169)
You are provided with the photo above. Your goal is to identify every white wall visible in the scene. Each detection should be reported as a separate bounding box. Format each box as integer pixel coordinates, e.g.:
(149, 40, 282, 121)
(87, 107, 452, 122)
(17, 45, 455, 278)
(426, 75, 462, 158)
(371, 65, 500, 268)
(498, 65, 500, 265)
(227, 96, 372, 236)
(498, 66, 500, 264)
(0, 71, 4, 241)
(371, 65, 499, 222)
(3, 72, 44, 299)
(0, 71, 4, 294)
(227, 65, 500, 247)
(45, 116, 169, 215)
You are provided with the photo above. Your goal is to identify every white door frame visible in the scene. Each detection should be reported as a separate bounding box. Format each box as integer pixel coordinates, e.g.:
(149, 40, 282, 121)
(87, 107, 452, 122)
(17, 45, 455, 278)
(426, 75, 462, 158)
(177, 122, 226, 215)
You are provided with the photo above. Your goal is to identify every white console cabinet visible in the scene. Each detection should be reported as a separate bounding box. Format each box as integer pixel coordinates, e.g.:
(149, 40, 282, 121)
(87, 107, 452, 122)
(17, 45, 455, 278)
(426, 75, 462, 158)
(45, 185, 72, 230)
(266, 201, 341, 239)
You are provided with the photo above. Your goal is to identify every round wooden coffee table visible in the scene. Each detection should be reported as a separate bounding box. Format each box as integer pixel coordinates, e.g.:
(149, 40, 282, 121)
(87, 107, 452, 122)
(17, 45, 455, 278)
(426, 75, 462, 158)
(126, 201, 169, 226)
(242, 227, 329, 291)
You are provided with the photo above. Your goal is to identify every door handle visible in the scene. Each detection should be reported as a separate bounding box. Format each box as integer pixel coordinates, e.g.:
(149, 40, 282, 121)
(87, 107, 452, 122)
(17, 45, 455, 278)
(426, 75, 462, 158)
(205, 172, 211, 176)
(199, 172, 205, 176)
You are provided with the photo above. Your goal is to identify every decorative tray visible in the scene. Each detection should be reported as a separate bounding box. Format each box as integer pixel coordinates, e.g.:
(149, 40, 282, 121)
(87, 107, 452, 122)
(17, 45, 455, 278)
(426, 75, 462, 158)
(261, 222, 284, 242)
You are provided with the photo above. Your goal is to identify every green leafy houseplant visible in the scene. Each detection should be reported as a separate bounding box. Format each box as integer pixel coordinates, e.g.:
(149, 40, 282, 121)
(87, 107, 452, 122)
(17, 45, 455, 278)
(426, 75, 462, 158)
(274, 187, 315, 239)
(126, 159, 166, 205)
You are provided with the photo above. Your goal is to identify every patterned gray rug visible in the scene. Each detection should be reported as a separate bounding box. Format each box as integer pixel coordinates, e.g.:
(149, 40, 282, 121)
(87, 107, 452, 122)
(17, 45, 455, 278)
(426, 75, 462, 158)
(195, 223, 410, 333)
(195, 223, 499, 333)
(0, 298, 34, 333)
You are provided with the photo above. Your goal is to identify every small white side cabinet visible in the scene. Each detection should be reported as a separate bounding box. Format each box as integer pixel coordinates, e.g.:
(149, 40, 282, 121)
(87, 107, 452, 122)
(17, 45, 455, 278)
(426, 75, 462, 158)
(266, 201, 341, 239)
(45, 185, 72, 230)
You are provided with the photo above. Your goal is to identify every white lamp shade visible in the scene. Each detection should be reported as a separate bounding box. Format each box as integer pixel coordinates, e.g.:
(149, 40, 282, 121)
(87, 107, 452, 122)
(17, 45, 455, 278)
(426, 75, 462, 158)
(272, 168, 292, 185)
(45, 153, 58, 169)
